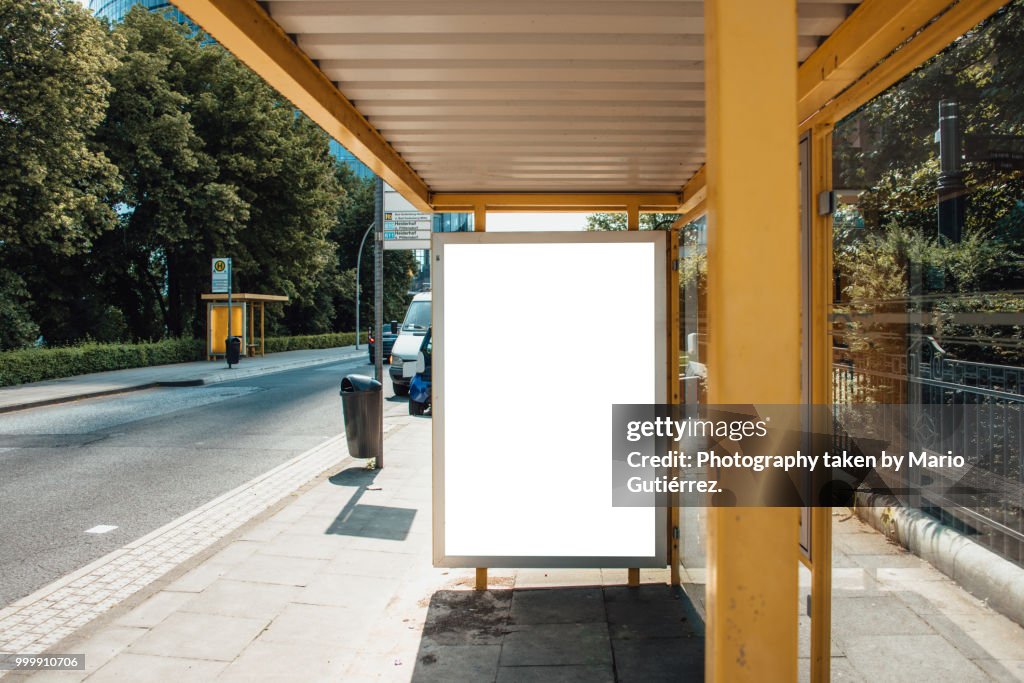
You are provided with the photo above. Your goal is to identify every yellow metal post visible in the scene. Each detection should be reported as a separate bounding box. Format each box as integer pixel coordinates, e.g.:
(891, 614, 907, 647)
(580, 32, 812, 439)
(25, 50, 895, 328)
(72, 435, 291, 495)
(473, 206, 486, 232)
(809, 124, 834, 683)
(668, 228, 681, 587)
(705, 1, 801, 681)
(626, 203, 640, 231)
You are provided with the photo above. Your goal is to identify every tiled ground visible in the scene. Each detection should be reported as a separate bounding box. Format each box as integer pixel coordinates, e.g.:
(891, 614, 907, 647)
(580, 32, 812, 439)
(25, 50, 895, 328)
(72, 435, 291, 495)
(6, 411, 1024, 682)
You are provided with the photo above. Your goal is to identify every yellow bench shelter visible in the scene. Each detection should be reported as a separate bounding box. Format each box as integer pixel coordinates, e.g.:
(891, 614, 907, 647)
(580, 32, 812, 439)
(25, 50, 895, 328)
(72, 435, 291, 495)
(201, 292, 289, 360)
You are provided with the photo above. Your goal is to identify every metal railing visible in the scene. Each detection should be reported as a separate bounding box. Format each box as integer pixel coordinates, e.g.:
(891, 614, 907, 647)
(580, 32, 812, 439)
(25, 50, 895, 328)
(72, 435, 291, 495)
(834, 337, 1024, 566)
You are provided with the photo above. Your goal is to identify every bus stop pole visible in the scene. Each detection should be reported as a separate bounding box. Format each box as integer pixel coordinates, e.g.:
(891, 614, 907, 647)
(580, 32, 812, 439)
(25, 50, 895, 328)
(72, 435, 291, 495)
(373, 178, 384, 468)
(355, 223, 373, 350)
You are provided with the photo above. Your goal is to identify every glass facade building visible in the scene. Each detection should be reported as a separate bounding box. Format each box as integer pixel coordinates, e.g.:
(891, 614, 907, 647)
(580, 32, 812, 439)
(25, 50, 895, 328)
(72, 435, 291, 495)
(90, 0, 191, 25)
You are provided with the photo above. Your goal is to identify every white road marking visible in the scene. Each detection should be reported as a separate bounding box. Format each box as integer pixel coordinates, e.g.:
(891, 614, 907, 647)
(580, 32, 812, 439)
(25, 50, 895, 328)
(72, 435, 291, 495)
(85, 525, 118, 534)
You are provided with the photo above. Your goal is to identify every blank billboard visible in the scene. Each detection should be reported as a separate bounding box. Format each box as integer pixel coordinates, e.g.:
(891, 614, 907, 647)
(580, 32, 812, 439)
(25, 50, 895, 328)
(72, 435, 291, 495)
(432, 231, 667, 568)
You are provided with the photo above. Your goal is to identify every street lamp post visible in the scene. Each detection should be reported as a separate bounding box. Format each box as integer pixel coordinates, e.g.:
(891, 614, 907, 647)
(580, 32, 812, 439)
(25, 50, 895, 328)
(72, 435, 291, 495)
(354, 223, 374, 349)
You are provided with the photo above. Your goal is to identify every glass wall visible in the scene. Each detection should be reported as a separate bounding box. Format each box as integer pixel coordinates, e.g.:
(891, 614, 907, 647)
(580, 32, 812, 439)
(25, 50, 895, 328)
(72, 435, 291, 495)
(831, 1, 1024, 565)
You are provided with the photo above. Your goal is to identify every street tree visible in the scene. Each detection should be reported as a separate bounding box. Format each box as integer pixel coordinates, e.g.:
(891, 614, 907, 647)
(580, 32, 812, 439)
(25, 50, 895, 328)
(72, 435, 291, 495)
(96, 7, 342, 339)
(0, 0, 120, 348)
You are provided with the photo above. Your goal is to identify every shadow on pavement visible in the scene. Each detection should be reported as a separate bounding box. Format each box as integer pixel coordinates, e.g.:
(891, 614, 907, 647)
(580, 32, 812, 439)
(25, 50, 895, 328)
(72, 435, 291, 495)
(411, 584, 703, 682)
(325, 466, 416, 541)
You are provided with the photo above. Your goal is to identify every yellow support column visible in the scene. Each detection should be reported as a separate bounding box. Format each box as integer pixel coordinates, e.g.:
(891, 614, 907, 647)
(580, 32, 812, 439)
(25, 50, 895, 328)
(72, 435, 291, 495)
(474, 206, 486, 232)
(705, 1, 801, 681)
(809, 123, 835, 683)
(626, 203, 640, 231)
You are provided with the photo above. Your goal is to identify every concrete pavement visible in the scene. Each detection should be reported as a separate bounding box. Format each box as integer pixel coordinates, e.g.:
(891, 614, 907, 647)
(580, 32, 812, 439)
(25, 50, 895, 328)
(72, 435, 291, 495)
(0, 346, 368, 413)
(5, 407, 1024, 681)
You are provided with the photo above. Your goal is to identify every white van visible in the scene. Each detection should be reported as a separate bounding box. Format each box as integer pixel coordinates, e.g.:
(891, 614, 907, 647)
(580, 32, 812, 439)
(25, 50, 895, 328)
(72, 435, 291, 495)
(388, 291, 431, 396)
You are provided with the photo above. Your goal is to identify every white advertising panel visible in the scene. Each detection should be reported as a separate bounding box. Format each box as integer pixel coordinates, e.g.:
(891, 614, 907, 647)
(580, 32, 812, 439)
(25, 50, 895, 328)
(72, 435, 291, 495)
(433, 231, 667, 568)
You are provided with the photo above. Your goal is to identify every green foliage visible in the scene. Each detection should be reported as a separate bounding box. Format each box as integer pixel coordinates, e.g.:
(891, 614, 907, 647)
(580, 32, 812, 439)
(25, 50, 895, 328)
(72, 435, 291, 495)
(0, 331, 364, 386)
(0, 0, 120, 253)
(263, 331, 361, 353)
(832, 1, 1024, 370)
(96, 8, 343, 339)
(0, 4, 408, 348)
(0, 338, 204, 386)
(585, 213, 679, 231)
(0, 271, 39, 349)
(679, 250, 707, 289)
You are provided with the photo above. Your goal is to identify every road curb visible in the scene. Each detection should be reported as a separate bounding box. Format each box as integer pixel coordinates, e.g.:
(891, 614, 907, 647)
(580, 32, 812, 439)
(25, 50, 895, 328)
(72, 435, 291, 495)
(854, 491, 1024, 628)
(0, 352, 365, 414)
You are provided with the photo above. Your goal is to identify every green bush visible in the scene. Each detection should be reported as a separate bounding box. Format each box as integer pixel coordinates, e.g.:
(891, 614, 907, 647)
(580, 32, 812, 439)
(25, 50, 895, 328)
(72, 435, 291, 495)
(262, 332, 361, 353)
(0, 332, 364, 387)
(0, 338, 205, 387)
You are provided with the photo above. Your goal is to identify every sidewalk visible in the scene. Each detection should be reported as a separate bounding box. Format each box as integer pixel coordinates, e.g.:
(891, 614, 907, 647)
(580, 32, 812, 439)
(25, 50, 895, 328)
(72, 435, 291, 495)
(0, 346, 368, 413)
(6, 412, 1024, 681)
(6, 412, 703, 683)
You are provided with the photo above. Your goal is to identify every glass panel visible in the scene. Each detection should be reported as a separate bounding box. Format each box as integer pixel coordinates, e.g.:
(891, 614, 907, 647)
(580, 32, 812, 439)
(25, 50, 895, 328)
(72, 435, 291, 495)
(677, 214, 707, 610)
(831, 1, 1024, 566)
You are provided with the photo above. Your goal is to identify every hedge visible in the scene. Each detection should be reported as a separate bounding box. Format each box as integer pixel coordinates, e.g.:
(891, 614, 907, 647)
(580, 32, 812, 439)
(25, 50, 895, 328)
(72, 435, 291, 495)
(263, 331, 361, 353)
(0, 332, 363, 387)
(0, 338, 205, 387)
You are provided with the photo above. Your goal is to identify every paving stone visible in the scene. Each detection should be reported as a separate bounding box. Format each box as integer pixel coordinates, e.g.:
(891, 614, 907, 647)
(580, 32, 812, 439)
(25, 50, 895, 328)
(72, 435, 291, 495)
(850, 553, 929, 569)
(939, 612, 1024, 661)
(222, 554, 327, 587)
(798, 656, 866, 682)
(256, 532, 352, 561)
(604, 585, 695, 640)
(216, 638, 354, 682)
(610, 636, 703, 683)
(86, 653, 226, 682)
(842, 634, 989, 682)
(514, 569, 605, 588)
(509, 588, 605, 625)
(420, 589, 512, 646)
(178, 579, 298, 620)
(835, 533, 903, 555)
(59, 625, 149, 676)
(882, 578, 991, 616)
(259, 603, 365, 646)
(499, 623, 611, 667)
(831, 595, 935, 648)
(114, 591, 194, 628)
(410, 644, 501, 683)
(322, 549, 417, 579)
(798, 615, 846, 658)
(127, 612, 267, 662)
(496, 664, 615, 683)
(293, 572, 400, 610)
(974, 658, 1024, 682)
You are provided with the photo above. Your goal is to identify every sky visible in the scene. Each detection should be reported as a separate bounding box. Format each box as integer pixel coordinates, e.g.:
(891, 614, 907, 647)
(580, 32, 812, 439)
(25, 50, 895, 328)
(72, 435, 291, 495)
(72, 0, 590, 231)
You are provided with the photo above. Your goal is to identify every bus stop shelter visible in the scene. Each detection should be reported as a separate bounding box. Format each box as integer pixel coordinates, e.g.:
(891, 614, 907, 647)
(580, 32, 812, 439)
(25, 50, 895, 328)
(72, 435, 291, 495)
(170, 1, 1013, 679)
(201, 292, 289, 360)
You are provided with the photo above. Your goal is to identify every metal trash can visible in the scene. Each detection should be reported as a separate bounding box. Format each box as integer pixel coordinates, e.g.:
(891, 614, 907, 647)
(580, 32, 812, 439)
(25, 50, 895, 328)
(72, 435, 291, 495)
(225, 336, 242, 366)
(340, 374, 382, 459)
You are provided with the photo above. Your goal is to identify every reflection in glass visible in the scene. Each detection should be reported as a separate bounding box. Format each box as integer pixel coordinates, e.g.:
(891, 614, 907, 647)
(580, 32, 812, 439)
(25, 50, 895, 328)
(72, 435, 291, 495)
(831, 2, 1024, 565)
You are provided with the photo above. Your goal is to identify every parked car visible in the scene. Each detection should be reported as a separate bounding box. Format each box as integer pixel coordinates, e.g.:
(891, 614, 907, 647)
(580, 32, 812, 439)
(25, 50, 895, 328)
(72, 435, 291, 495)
(389, 292, 431, 396)
(368, 321, 399, 365)
(408, 327, 432, 416)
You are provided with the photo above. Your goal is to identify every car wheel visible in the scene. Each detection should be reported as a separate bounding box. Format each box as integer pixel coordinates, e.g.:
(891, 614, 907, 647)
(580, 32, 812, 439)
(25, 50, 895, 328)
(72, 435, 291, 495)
(393, 384, 409, 397)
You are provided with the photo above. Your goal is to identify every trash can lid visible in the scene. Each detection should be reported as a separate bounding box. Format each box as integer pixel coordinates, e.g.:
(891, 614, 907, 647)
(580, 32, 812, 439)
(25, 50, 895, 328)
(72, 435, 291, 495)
(340, 374, 382, 393)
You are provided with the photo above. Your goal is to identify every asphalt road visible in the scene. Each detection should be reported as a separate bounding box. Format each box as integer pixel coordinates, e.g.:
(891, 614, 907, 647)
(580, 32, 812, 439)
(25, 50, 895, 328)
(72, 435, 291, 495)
(0, 357, 385, 607)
